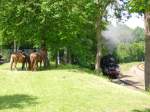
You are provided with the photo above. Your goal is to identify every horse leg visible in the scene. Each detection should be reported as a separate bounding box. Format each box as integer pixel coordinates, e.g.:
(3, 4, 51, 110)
(33, 59, 38, 71)
(26, 58, 30, 71)
(22, 61, 25, 70)
(24, 61, 27, 71)
(31, 59, 35, 71)
(22, 59, 27, 70)
(37, 62, 39, 68)
(10, 57, 14, 70)
(14, 62, 17, 70)
(40, 61, 42, 68)
(10, 61, 13, 70)
(31, 60, 33, 71)
(34, 60, 37, 71)
(25, 61, 28, 71)
(28, 61, 31, 71)
(43, 58, 46, 68)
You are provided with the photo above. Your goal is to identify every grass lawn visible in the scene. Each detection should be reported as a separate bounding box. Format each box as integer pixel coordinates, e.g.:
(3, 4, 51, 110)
(0, 63, 150, 112)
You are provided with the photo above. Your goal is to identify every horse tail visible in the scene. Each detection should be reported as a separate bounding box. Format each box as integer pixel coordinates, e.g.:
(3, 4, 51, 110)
(30, 54, 37, 71)
(30, 56, 34, 71)
(24, 58, 28, 71)
(31, 56, 37, 71)
(34, 58, 37, 71)
(10, 55, 13, 63)
(24, 55, 30, 71)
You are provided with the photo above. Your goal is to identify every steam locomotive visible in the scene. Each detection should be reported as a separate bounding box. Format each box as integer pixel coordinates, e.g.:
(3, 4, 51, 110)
(100, 54, 120, 79)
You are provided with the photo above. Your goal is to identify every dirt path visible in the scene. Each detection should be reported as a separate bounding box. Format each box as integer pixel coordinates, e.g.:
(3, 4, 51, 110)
(112, 63, 145, 91)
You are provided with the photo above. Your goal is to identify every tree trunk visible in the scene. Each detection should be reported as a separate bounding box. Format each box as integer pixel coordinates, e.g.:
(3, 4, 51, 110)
(40, 39, 48, 68)
(68, 49, 72, 64)
(95, 16, 102, 71)
(144, 12, 150, 90)
(13, 39, 17, 52)
(56, 50, 60, 67)
(40, 26, 49, 68)
(0, 39, 2, 55)
(63, 47, 68, 64)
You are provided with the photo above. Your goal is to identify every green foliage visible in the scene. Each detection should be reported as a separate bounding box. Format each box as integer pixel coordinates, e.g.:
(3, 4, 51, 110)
(132, 27, 145, 42)
(0, 0, 105, 67)
(0, 0, 128, 68)
(128, 0, 150, 13)
(114, 41, 144, 63)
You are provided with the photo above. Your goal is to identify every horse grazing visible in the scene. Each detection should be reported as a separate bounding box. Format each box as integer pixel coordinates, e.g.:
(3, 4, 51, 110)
(10, 51, 29, 70)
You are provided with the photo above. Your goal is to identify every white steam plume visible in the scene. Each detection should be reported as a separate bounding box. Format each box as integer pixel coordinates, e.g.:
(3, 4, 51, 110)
(102, 24, 134, 53)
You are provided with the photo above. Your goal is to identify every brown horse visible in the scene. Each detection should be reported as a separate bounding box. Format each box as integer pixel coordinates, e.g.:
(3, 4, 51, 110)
(29, 52, 42, 71)
(39, 48, 47, 67)
(29, 48, 47, 71)
(10, 51, 29, 70)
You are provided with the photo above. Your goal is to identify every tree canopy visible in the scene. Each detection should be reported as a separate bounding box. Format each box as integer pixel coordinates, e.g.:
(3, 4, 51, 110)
(0, 0, 121, 67)
(128, 0, 150, 13)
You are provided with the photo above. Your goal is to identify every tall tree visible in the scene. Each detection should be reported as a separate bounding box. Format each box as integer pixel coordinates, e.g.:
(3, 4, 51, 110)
(128, 0, 150, 90)
(94, 0, 117, 71)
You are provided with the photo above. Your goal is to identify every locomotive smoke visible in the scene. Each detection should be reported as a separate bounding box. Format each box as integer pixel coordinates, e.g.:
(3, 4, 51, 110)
(102, 24, 134, 54)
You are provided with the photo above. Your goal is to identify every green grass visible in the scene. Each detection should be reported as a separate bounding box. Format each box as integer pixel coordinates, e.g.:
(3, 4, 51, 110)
(0, 63, 150, 112)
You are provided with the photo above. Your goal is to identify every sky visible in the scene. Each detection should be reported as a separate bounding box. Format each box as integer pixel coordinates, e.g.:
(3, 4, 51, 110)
(124, 15, 144, 29)
(110, 14, 144, 29)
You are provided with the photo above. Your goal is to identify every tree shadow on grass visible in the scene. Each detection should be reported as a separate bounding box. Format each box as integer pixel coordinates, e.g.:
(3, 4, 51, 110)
(0, 94, 39, 110)
(132, 108, 150, 112)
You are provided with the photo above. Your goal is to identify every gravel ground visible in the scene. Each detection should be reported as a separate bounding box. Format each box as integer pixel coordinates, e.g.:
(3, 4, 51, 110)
(112, 63, 145, 91)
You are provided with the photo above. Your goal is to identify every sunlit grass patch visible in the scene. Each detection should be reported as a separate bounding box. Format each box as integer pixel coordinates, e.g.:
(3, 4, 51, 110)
(0, 63, 149, 112)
